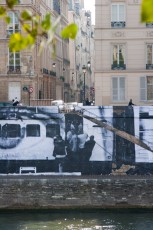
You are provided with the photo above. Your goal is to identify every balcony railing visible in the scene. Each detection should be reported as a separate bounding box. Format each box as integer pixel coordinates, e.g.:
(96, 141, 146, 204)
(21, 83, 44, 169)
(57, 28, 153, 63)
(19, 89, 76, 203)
(41, 68, 56, 77)
(49, 71, 56, 76)
(7, 66, 21, 74)
(146, 23, 153, 28)
(111, 21, 126, 28)
(64, 83, 70, 88)
(146, 64, 153, 69)
(111, 64, 126, 70)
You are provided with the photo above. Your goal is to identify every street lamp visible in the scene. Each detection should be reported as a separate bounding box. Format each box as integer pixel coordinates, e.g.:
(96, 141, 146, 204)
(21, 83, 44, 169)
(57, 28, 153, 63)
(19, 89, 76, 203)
(82, 62, 91, 104)
(82, 65, 86, 104)
(52, 63, 56, 68)
(87, 61, 91, 68)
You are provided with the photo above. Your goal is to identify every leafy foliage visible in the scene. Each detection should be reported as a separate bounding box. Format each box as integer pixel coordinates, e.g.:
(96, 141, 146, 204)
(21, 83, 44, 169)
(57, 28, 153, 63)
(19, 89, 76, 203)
(0, 0, 78, 54)
(61, 23, 78, 39)
(141, 0, 153, 22)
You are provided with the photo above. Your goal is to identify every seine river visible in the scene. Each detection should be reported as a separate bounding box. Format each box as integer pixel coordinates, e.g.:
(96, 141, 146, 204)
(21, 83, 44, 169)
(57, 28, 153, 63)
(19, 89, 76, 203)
(0, 209, 153, 230)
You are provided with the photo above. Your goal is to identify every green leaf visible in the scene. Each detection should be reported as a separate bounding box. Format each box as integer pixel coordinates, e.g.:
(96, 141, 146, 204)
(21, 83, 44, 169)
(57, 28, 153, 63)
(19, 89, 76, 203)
(9, 33, 35, 51)
(21, 10, 32, 21)
(22, 23, 31, 32)
(141, 0, 153, 22)
(30, 28, 38, 38)
(32, 15, 39, 26)
(41, 13, 51, 31)
(5, 16, 11, 24)
(0, 6, 6, 17)
(61, 23, 78, 39)
(26, 34, 35, 45)
(6, 0, 18, 9)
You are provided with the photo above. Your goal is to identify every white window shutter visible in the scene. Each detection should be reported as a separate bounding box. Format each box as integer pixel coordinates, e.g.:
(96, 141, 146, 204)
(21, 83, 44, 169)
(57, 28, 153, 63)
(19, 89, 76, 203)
(112, 77, 118, 101)
(119, 77, 125, 100)
(140, 77, 146, 101)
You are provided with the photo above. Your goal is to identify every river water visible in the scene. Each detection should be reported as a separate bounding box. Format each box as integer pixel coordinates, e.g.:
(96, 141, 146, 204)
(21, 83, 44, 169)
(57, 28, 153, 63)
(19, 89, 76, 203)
(1, 209, 153, 230)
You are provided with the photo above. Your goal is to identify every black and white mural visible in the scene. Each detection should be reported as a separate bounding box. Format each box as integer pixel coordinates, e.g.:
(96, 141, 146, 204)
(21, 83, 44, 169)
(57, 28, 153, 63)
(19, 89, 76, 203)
(135, 106, 153, 163)
(0, 105, 153, 175)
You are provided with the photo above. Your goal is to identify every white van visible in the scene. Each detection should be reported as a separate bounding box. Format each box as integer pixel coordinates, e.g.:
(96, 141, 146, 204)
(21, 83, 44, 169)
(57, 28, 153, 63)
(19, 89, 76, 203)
(51, 100, 65, 112)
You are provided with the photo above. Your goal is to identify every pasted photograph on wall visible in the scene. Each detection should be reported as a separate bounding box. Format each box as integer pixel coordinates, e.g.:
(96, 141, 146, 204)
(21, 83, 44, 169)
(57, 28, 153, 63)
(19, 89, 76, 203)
(0, 106, 114, 174)
(135, 106, 153, 163)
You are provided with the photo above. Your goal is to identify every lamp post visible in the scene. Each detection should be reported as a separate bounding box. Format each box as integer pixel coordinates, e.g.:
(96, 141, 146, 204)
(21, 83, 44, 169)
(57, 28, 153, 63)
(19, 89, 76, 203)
(82, 61, 91, 105)
(82, 65, 86, 104)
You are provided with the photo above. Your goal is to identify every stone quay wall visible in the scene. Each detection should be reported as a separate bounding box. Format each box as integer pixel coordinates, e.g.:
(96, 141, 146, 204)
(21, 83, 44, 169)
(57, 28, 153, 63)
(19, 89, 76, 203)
(0, 175, 153, 210)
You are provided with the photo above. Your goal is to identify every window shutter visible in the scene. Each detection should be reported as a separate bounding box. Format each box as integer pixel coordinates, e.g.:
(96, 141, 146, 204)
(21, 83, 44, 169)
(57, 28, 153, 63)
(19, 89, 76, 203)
(119, 77, 125, 100)
(119, 5, 125, 21)
(112, 77, 118, 101)
(140, 77, 146, 101)
(111, 5, 117, 21)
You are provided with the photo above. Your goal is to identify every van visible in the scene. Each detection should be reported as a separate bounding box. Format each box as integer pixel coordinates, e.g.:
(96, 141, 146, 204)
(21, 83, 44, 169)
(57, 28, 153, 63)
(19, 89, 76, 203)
(51, 100, 65, 112)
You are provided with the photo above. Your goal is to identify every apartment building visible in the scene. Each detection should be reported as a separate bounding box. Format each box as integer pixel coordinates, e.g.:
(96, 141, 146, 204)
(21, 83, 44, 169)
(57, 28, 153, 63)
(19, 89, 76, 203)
(0, 0, 69, 105)
(68, 0, 95, 103)
(95, 0, 153, 106)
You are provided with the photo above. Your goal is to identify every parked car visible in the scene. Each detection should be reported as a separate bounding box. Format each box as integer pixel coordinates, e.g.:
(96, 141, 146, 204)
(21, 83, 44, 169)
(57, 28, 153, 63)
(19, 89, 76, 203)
(51, 100, 65, 112)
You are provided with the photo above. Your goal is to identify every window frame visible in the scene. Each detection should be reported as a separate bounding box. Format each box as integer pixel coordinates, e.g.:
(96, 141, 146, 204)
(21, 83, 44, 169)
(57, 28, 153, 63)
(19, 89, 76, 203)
(7, 11, 20, 37)
(8, 49, 21, 73)
(111, 3, 126, 28)
(112, 76, 126, 102)
(146, 44, 153, 69)
(140, 76, 153, 101)
(111, 44, 126, 70)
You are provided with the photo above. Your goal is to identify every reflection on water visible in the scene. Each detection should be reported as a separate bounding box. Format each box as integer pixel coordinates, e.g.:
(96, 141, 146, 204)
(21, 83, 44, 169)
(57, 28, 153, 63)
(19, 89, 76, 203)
(0, 209, 153, 230)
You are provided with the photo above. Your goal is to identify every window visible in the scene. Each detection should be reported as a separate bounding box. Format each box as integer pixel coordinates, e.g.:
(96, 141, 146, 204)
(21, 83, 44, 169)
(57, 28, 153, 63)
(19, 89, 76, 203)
(26, 124, 40, 137)
(112, 44, 126, 70)
(112, 76, 125, 101)
(146, 44, 153, 69)
(8, 50, 21, 73)
(111, 4, 125, 28)
(140, 76, 153, 101)
(53, 0, 60, 14)
(2, 124, 21, 138)
(7, 12, 20, 37)
(46, 124, 60, 138)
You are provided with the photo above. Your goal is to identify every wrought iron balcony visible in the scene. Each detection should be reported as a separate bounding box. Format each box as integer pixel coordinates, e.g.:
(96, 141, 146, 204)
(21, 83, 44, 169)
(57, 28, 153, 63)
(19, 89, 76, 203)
(7, 66, 21, 74)
(49, 71, 56, 77)
(111, 21, 126, 28)
(146, 64, 153, 69)
(111, 64, 126, 70)
(146, 23, 153, 28)
(64, 83, 70, 88)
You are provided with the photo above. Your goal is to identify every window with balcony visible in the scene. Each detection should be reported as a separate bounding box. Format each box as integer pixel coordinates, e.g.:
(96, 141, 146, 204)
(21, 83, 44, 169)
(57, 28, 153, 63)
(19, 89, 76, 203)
(146, 44, 153, 69)
(112, 44, 126, 70)
(140, 76, 153, 101)
(112, 76, 125, 102)
(111, 4, 125, 28)
(8, 50, 21, 74)
(7, 12, 20, 37)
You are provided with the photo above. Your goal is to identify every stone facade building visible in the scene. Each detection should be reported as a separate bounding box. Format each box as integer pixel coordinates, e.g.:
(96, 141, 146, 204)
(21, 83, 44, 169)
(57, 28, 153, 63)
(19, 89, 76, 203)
(0, 0, 94, 105)
(95, 0, 153, 106)
(68, 0, 95, 103)
(0, 0, 69, 105)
